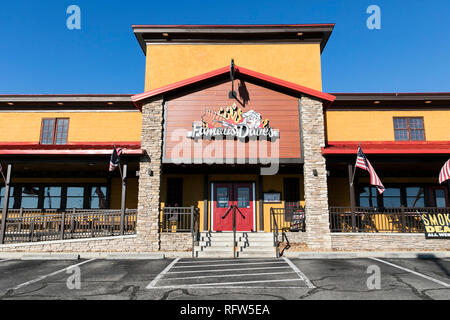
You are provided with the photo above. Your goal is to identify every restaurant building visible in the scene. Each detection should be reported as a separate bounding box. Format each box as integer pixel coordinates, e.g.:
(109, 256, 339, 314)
(0, 24, 448, 255)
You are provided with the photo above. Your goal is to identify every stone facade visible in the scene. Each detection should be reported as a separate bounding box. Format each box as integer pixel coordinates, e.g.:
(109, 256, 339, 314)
(0, 236, 137, 253)
(134, 98, 164, 252)
(331, 234, 450, 251)
(299, 95, 332, 250)
(160, 233, 193, 252)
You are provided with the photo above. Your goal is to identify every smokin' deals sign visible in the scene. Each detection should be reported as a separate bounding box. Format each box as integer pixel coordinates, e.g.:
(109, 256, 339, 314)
(187, 103, 279, 139)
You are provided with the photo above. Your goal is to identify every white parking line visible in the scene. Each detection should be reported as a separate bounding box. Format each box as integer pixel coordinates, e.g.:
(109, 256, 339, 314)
(10, 259, 96, 291)
(172, 261, 284, 268)
(146, 258, 180, 289)
(164, 271, 297, 281)
(157, 278, 304, 288)
(167, 266, 291, 274)
(0, 259, 12, 263)
(177, 258, 273, 264)
(369, 258, 450, 288)
(283, 257, 315, 289)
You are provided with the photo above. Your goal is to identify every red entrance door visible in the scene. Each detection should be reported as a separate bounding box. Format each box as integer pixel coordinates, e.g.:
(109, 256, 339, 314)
(212, 182, 255, 231)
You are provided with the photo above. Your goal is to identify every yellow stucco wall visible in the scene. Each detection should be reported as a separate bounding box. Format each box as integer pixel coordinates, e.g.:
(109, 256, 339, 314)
(326, 110, 450, 141)
(0, 112, 141, 142)
(145, 44, 323, 92)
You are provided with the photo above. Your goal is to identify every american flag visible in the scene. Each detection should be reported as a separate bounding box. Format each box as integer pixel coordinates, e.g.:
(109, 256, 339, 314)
(439, 159, 450, 184)
(109, 147, 123, 172)
(355, 146, 385, 194)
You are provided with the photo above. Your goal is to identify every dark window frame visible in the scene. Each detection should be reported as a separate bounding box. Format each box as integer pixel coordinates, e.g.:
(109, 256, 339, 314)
(393, 117, 426, 141)
(40, 118, 70, 145)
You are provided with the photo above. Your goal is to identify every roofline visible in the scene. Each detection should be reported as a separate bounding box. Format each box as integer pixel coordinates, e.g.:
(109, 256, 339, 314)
(331, 93, 450, 100)
(131, 65, 335, 109)
(132, 24, 335, 54)
(0, 94, 133, 103)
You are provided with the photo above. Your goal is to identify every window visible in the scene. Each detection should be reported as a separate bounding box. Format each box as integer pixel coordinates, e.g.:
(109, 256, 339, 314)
(40, 118, 69, 145)
(66, 187, 85, 209)
(382, 187, 402, 207)
(89, 186, 107, 209)
(0, 185, 108, 210)
(0, 186, 15, 209)
(393, 117, 425, 141)
(43, 186, 62, 209)
(358, 186, 379, 207)
(405, 187, 425, 208)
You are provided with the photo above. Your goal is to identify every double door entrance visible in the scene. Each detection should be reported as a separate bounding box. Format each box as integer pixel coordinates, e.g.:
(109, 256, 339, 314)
(211, 182, 255, 232)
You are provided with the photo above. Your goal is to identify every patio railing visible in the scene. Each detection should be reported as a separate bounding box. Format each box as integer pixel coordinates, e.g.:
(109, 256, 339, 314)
(329, 207, 449, 233)
(0, 209, 137, 244)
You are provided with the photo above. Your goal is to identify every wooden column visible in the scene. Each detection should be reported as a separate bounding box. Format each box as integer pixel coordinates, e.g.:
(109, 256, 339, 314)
(120, 162, 128, 235)
(203, 174, 209, 231)
(348, 163, 356, 232)
(0, 164, 12, 244)
(258, 175, 264, 231)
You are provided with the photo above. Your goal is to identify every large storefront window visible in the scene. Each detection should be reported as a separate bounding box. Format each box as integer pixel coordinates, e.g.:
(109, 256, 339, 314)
(0, 185, 108, 210)
(358, 184, 447, 208)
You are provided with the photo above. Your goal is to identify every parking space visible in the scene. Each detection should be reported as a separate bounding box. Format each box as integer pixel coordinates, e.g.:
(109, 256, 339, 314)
(147, 258, 314, 289)
(0, 257, 448, 300)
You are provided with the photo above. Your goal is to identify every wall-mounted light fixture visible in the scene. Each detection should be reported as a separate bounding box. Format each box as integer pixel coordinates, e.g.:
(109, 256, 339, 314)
(147, 169, 154, 176)
(313, 169, 318, 177)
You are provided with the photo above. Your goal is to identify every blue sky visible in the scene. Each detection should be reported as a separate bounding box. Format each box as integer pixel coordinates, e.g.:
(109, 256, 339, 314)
(0, 0, 449, 94)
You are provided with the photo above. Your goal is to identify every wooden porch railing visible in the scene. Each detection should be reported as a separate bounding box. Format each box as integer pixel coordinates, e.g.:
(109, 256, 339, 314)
(329, 207, 450, 233)
(0, 209, 137, 244)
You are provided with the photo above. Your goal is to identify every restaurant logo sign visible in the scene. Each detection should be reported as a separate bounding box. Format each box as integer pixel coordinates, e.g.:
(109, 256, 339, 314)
(420, 213, 450, 239)
(187, 103, 279, 139)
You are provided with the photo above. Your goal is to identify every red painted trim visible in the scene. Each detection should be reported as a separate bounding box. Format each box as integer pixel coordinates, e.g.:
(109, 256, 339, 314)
(0, 142, 142, 155)
(132, 65, 335, 110)
(0, 142, 141, 149)
(322, 141, 450, 155)
(0, 149, 143, 156)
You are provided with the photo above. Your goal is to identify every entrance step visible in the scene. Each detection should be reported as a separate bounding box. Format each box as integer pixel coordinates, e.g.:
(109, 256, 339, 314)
(194, 232, 277, 258)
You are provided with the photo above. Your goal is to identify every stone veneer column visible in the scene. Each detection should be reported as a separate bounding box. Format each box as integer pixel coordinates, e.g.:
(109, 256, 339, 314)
(300, 95, 332, 250)
(135, 98, 164, 252)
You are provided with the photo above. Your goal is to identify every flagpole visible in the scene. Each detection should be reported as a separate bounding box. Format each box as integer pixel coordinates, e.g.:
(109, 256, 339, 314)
(350, 143, 361, 186)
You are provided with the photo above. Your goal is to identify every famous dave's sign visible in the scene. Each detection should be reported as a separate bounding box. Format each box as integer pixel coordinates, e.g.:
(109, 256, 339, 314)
(420, 213, 450, 239)
(187, 103, 279, 139)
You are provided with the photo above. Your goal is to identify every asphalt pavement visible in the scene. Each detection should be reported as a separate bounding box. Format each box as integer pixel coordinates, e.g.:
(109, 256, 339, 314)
(0, 257, 448, 300)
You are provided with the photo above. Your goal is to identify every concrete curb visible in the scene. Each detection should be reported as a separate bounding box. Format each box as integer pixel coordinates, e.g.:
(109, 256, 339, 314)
(105, 253, 165, 260)
(284, 251, 450, 259)
(20, 253, 80, 260)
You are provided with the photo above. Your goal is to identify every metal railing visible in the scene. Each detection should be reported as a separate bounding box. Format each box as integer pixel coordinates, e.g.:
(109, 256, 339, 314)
(329, 207, 450, 233)
(160, 206, 199, 257)
(221, 205, 245, 259)
(270, 206, 306, 233)
(0, 208, 137, 244)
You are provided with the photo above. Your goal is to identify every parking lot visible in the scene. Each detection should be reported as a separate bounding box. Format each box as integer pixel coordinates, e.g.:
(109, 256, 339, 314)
(0, 256, 449, 300)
